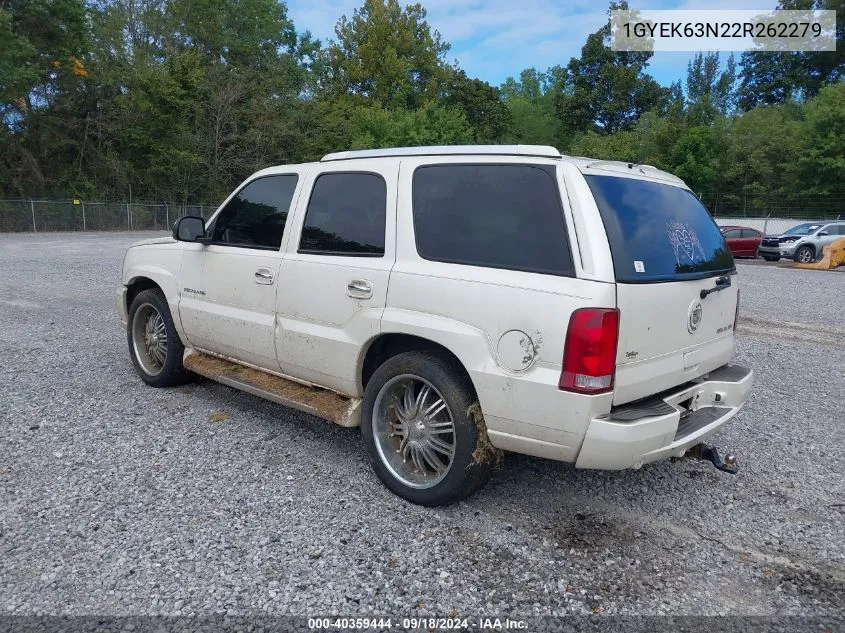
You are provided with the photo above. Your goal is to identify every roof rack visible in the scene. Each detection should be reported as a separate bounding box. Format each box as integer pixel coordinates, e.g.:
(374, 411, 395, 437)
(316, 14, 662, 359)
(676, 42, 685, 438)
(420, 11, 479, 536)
(321, 145, 562, 162)
(580, 159, 685, 184)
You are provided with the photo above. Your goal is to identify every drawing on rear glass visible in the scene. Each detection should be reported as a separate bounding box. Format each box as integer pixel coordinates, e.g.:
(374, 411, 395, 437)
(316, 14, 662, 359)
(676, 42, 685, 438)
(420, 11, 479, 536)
(666, 220, 706, 265)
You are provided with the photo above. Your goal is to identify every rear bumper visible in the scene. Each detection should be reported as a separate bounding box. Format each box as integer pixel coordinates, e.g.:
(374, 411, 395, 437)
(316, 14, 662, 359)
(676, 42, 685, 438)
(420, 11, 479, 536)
(574, 364, 753, 470)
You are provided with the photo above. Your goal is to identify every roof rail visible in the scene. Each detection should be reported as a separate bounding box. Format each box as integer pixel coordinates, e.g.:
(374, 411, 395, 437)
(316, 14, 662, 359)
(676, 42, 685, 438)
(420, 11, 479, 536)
(321, 145, 561, 162)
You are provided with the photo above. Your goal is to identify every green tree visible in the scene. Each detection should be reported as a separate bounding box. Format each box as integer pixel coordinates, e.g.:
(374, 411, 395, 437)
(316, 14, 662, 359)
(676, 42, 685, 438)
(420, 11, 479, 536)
(795, 83, 845, 193)
(553, 2, 668, 137)
(685, 52, 737, 124)
(325, 0, 449, 110)
(351, 102, 473, 148)
(738, 0, 844, 109)
(442, 70, 512, 143)
(0, 0, 87, 118)
(500, 67, 565, 146)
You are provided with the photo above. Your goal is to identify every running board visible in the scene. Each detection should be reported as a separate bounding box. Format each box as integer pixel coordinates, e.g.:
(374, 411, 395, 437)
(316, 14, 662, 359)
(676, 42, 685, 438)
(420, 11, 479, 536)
(183, 350, 361, 428)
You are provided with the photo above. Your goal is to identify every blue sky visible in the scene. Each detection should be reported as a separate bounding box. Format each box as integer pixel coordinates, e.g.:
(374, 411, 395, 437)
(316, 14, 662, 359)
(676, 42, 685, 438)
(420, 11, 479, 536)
(287, 0, 779, 87)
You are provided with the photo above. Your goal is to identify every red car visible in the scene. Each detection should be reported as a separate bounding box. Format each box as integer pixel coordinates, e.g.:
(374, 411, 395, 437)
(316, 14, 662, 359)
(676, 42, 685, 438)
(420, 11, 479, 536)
(720, 225, 763, 258)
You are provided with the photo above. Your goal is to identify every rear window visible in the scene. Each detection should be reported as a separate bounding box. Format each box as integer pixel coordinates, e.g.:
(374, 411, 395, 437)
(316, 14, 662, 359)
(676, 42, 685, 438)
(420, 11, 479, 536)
(585, 175, 734, 283)
(412, 164, 574, 276)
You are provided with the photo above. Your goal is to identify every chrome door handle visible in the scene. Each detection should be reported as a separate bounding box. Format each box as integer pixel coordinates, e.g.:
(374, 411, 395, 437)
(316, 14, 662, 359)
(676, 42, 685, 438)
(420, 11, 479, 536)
(346, 279, 373, 299)
(255, 268, 275, 285)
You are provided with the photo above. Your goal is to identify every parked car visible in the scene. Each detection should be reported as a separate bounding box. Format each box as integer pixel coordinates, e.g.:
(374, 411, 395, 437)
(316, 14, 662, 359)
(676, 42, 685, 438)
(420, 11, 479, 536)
(720, 225, 763, 258)
(758, 221, 845, 262)
(117, 145, 753, 506)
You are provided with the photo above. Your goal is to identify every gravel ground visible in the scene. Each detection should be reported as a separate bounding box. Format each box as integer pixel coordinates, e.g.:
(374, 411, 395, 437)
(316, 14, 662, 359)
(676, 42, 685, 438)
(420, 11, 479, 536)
(1, 233, 843, 619)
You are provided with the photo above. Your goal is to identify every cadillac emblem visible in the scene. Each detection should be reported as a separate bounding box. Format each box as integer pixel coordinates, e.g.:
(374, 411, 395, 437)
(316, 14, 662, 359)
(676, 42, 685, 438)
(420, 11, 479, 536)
(688, 300, 703, 334)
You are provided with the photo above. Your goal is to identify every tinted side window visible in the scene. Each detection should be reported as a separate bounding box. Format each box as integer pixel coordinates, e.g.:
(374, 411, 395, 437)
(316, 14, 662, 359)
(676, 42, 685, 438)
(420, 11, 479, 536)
(412, 164, 573, 276)
(212, 175, 298, 249)
(299, 173, 386, 256)
(722, 229, 742, 239)
(741, 228, 761, 238)
(826, 225, 845, 235)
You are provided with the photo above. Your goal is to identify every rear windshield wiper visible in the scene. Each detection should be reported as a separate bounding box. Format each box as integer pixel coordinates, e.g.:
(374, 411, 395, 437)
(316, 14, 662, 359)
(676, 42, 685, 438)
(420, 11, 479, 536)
(700, 275, 731, 299)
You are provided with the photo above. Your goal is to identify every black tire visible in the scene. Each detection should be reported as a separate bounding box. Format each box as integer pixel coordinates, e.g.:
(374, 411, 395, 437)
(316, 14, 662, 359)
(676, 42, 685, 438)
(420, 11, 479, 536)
(361, 351, 492, 506)
(794, 245, 815, 263)
(127, 288, 192, 387)
(762, 255, 779, 262)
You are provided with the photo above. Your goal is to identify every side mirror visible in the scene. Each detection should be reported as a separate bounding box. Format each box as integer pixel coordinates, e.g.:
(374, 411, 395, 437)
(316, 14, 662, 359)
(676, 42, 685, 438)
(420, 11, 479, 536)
(817, 231, 829, 237)
(173, 215, 206, 242)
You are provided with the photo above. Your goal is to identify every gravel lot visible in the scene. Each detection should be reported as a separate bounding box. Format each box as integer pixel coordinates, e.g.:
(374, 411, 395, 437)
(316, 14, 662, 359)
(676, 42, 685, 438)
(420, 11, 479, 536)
(1, 233, 843, 619)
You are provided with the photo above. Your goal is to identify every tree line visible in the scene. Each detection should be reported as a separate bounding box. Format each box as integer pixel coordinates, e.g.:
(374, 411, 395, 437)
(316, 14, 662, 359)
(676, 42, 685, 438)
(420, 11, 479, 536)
(1, 0, 843, 215)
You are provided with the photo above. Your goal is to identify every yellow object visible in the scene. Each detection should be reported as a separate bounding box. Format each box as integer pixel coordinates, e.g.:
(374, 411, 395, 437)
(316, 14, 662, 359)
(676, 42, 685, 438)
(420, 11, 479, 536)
(792, 237, 845, 270)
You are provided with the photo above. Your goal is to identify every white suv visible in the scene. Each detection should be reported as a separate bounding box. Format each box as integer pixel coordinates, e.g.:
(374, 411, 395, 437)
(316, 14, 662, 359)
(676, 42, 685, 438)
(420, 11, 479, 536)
(117, 145, 753, 506)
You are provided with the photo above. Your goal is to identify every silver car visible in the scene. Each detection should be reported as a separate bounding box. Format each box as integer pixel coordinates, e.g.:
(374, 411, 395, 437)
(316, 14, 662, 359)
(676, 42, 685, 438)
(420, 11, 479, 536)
(757, 221, 845, 263)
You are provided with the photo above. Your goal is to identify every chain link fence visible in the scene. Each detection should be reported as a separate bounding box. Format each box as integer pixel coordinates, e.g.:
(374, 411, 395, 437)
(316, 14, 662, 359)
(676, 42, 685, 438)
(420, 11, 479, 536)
(0, 200, 217, 233)
(712, 216, 834, 235)
(1, 194, 842, 235)
(699, 192, 845, 220)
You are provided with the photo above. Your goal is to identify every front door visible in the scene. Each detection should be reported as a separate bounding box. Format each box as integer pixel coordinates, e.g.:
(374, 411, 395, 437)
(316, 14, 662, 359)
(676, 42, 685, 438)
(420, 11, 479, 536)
(274, 161, 398, 395)
(178, 172, 303, 370)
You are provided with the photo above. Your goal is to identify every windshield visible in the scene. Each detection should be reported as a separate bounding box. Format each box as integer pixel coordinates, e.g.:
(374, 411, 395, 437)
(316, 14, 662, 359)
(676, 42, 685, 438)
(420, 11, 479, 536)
(785, 223, 821, 235)
(585, 175, 734, 283)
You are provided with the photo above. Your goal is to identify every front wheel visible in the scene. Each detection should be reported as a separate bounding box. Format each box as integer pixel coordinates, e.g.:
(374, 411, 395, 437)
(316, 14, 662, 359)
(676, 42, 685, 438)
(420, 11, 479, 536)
(127, 288, 192, 387)
(794, 246, 815, 263)
(361, 351, 493, 506)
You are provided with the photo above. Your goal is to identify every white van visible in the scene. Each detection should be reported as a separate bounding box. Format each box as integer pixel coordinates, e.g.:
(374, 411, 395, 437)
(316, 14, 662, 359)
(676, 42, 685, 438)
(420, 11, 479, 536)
(117, 145, 753, 506)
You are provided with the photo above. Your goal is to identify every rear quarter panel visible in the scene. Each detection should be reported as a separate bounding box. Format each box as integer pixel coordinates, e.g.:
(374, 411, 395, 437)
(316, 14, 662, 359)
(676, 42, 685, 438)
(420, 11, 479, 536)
(383, 157, 617, 458)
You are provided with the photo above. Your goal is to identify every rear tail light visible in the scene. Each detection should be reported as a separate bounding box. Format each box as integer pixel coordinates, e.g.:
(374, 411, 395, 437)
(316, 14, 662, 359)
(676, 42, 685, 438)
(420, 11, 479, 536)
(559, 308, 620, 394)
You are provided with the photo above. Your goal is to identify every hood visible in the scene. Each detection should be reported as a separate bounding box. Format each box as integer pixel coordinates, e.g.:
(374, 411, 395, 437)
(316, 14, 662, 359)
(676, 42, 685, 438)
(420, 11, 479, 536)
(130, 236, 176, 247)
(763, 234, 804, 242)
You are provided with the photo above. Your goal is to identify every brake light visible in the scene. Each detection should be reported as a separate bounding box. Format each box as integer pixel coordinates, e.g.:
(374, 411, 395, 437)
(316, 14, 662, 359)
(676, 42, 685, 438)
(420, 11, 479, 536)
(559, 308, 620, 394)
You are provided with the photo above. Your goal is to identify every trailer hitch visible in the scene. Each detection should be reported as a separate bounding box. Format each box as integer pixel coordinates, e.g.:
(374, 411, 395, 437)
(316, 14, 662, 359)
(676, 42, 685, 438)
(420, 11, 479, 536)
(687, 443, 738, 474)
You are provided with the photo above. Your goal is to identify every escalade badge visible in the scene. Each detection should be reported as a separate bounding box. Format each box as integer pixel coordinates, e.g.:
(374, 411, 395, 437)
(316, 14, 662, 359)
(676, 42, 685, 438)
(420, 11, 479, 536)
(688, 300, 703, 333)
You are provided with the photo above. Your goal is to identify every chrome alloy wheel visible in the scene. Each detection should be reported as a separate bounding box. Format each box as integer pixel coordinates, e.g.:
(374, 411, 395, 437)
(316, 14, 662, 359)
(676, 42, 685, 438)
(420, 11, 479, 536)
(797, 247, 814, 263)
(131, 303, 167, 376)
(372, 375, 456, 489)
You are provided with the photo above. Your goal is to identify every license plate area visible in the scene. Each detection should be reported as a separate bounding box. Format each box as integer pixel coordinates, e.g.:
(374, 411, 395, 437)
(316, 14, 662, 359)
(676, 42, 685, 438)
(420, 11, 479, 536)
(676, 395, 695, 421)
(665, 386, 703, 418)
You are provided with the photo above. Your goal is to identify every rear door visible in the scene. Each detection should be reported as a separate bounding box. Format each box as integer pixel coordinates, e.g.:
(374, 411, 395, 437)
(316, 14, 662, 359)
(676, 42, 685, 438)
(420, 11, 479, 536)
(721, 228, 742, 255)
(274, 161, 397, 395)
(818, 223, 845, 249)
(584, 174, 738, 404)
(740, 228, 762, 255)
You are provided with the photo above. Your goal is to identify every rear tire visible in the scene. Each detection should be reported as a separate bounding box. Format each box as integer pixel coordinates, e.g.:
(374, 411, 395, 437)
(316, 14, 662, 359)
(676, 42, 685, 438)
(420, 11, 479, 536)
(762, 255, 779, 262)
(361, 351, 492, 506)
(127, 288, 192, 387)
(794, 246, 815, 263)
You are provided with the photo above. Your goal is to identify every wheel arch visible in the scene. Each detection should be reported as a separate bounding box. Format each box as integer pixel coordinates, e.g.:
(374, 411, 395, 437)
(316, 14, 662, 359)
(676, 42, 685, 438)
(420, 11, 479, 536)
(126, 276, 162, 311)
(359, 332, 479, 401)
(122, 260, 185, 341)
